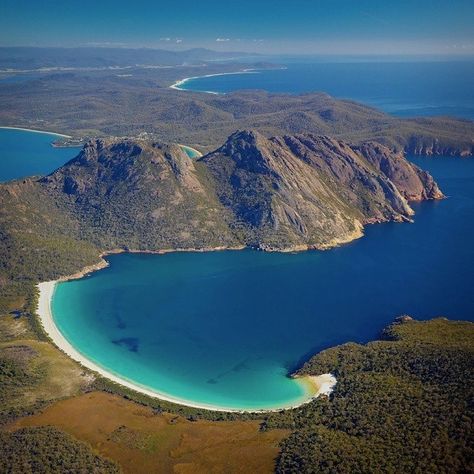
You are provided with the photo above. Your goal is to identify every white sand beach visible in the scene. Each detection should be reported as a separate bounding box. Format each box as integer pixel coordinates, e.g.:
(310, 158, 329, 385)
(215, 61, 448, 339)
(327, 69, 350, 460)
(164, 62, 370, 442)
(169, 69, 259, 93)
(0, 126, 71, 138)
(37, 278, 336, 413)
(178, 143, 203, 158)
(307, 373, 337, 396)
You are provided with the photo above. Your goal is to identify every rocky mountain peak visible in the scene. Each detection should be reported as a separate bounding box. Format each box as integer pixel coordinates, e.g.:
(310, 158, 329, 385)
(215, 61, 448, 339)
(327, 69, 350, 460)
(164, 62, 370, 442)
(217, 129, 273, 173)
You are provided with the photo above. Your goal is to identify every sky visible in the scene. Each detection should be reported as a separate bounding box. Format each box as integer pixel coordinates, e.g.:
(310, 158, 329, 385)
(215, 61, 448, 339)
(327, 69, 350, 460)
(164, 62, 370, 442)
(0, 0, 473, 55)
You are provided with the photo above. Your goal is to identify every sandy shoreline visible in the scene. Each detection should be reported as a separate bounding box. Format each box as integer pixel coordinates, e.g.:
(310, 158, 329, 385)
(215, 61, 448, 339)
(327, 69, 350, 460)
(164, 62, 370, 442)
(36, 250, 336, 413)
(0, 126, 71, 138)
(177, 143, 203, 158)
(298, 373, 337, 397)
(169, 69, 259, 94)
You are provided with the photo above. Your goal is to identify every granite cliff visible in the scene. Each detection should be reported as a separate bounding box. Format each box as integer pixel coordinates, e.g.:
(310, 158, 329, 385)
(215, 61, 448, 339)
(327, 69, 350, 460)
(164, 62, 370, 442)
(202, 131, 443, 250)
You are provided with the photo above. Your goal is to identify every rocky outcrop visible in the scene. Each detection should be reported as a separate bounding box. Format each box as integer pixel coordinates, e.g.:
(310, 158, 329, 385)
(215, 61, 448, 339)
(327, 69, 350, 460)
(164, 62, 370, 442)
(43, 139, 205, 196)
(202, 131, 443, 250)
(356, 142, 444, 201)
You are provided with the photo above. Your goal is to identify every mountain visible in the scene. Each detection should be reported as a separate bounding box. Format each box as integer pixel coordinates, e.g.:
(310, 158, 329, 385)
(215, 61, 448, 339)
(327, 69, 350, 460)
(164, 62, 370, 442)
(202, 131, 442, 250)
(38, 139, 236, 251)
(0, 131, 442, 282)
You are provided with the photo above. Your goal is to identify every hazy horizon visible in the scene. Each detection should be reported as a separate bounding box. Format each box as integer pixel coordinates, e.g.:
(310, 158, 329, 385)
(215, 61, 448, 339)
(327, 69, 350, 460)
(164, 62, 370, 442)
(1, 0, 473, 56)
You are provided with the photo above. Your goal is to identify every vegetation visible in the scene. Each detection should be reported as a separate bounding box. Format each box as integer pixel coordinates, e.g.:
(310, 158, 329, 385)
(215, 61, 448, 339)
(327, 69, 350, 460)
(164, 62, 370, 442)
(262, 318, 474, 473)
(0, 426, 119, 473)
(8, 392, 289, 474)
(1, 261, 472, 472)
(0, 46, 257, 70)
(0, 114, 471, 472)
(0, 62, 473, 156)
(0, 292, 120, 472)
(1, 314, 472, 473)
(0, 326, 91, 424)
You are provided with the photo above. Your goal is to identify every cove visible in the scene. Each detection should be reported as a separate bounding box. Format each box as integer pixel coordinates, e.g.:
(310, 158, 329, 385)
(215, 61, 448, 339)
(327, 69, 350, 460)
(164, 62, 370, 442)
(0, 128, 200, 182)
(0, 127, 80, 182)
(50, 156, 474, 411)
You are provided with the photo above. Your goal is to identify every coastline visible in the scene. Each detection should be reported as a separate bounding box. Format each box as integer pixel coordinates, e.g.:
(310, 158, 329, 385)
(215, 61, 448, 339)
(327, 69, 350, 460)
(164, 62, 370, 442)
(0, 126, 71, 139)
(169, 69, 259, 94)
(177, 143, 203, 158)
(295, 373, 337, 398)
(36, 248, 337, 413)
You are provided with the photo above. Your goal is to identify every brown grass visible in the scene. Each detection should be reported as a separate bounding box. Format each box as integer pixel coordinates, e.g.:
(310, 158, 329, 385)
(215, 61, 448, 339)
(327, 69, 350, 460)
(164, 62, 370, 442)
(8, 392, 289, 473)
(0, 337, 88, 411)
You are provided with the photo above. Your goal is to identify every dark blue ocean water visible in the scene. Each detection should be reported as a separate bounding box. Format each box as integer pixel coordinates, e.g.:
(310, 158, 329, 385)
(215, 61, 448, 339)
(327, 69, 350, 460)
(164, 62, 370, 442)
(0, 128, 200, 182)
(52, 156, 474, 410)
(180, 61, 474, 119)
(0, 128, 79, 182)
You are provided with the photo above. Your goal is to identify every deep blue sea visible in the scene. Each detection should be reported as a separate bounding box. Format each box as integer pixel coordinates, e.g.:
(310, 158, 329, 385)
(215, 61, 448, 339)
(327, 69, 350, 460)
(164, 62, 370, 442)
(0, 128, 79, 182)
(51, 156, 474, 410)
(180, 60, 474, 119)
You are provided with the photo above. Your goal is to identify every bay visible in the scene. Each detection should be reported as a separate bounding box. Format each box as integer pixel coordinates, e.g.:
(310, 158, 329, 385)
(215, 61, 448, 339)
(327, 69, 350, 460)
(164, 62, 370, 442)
(180, 61, 474, 119)
(52, 156, 474, 410)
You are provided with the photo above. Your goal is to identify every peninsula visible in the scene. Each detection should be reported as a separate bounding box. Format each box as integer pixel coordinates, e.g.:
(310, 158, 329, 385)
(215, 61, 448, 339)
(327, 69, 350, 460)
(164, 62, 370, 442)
(0, 130, 443, 286)
(0, 0, 473, 465)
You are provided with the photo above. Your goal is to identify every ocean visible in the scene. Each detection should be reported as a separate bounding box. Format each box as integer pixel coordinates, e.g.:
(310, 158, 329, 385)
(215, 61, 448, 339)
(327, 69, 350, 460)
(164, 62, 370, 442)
(0, 128, 79, 182)
(179, 60, 474, 119)
(2, 62, 473, 410)
(0, 128, 199, 182)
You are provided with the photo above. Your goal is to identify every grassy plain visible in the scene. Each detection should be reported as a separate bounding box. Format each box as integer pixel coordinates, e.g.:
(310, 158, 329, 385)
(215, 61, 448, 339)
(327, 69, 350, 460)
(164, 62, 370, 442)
(9, 392, 289, 474)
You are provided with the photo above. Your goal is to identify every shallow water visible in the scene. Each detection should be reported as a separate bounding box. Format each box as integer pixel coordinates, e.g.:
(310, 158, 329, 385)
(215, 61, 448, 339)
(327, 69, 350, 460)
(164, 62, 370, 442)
(52, 156, 474, 410)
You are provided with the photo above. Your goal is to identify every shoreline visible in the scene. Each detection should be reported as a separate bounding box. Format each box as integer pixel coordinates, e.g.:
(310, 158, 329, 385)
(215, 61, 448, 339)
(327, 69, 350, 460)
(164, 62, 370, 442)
(177, 143, 203, 158)
(36, 248, 337, 413)
(169, 69, 259, 94)
(0, 126, 71, 139)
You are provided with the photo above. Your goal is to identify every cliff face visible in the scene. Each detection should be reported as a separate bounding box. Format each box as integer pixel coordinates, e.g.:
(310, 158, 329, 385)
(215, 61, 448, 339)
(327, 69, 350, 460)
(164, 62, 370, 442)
(0, 131, 444, 264)
(401, 117, 474, 157)
(202, 131, 443, 250)
(355, 142, 444, 201)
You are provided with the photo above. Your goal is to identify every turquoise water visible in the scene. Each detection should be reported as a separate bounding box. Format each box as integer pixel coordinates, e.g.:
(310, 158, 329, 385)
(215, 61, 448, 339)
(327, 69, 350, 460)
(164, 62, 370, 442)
(0, 128, 79, 182)
(180, 145, 201, 158)
(1, 129, 473, 410)
(52, 156, 474, 410)
(180, 61, 474, 119)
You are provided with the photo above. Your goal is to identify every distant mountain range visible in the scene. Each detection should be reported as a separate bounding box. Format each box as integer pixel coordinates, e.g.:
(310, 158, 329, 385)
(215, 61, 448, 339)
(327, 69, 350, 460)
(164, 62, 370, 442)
(0, 47, 257, 70)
